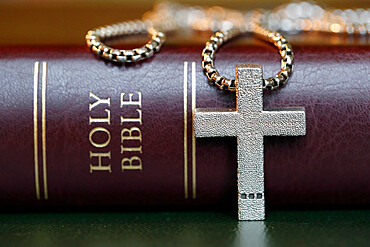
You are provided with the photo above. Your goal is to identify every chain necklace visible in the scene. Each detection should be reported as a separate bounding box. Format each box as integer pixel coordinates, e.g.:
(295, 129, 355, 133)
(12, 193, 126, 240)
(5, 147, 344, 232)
(86, 1, 369, 90)
(85, 1, 369, 221)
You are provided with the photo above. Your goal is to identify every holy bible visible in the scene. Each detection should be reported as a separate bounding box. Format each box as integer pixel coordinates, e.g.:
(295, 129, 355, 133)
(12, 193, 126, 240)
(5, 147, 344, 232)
(0, 45, 369, 208)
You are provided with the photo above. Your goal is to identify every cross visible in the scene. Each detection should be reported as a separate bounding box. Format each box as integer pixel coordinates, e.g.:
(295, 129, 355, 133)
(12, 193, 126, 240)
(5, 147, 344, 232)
(194, 64, 306, 220)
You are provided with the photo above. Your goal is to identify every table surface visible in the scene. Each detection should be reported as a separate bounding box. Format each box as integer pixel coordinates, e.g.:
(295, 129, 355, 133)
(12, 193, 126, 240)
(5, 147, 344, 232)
(0, 210, 369, 247)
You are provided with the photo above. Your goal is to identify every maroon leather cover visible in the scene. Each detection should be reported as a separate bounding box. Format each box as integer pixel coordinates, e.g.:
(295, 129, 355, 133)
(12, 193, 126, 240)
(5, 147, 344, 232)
(0, 45, 369, 208)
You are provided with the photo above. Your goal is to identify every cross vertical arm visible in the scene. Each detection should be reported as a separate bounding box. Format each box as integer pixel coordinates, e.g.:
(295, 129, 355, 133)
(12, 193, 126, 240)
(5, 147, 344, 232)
(238, 135, 265, 220)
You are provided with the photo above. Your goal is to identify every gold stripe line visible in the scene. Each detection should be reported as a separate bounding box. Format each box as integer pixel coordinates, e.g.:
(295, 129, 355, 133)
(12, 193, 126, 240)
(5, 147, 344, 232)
(41, 62, 48, 200)
(183, 61, 188, 199)
(191, 62, 197, 199)
(33, 61, 40, 200)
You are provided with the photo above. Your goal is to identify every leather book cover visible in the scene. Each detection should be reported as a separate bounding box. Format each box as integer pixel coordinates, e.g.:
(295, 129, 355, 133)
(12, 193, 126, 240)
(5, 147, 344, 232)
(0, 45, 369, 208)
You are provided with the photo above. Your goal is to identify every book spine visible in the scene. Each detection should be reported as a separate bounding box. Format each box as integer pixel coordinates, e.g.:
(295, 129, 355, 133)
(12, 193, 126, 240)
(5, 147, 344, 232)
(0, 46, 369, 207)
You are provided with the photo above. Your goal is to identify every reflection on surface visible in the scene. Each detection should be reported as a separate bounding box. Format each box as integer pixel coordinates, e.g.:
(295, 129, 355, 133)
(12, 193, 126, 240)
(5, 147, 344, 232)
(0, 210, 368, 247)
(233, 221, 267, 247)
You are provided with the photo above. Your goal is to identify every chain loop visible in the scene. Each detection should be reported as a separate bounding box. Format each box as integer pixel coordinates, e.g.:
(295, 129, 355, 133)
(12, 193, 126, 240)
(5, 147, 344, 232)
(202, 11, 294, 91)
(86, 1, 370, 68)
(85, 20, 165, 63)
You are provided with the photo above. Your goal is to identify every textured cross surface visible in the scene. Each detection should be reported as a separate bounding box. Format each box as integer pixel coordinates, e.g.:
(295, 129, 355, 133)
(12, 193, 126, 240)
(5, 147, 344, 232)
(194, 64, 306, 220)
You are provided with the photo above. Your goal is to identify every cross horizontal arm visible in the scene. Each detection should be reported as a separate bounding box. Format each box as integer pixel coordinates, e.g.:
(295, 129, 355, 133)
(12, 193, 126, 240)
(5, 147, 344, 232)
(194, 108, 240, 137)
(260, 107, 306, 136)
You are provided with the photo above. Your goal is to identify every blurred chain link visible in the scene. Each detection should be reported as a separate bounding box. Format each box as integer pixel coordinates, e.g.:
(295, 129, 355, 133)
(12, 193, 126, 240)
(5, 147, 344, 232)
(86, 1, 369, 90)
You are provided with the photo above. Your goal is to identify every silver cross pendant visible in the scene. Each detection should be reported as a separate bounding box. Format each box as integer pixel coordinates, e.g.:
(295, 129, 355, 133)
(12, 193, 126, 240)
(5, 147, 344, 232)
(194, 64, 306, 220)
